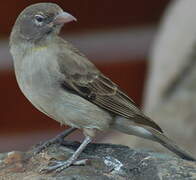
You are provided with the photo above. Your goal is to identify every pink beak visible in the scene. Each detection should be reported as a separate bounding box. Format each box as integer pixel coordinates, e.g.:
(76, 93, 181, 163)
(53, 11, 77, 25)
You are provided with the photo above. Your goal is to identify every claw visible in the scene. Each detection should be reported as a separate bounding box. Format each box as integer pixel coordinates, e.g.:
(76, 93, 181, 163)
(40, 159, 88, 173)
(55, 160, 73, 173)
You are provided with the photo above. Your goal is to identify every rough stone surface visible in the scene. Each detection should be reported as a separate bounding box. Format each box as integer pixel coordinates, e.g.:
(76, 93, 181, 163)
(0, 142, 196, 180)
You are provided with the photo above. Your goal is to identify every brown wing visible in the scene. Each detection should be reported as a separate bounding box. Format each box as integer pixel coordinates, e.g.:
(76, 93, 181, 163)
(58, 39, 163, 133)
(67, 73, 162, 132)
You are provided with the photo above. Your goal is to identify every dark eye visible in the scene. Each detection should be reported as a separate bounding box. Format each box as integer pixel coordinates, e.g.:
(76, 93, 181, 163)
(34, 14, 44, 23)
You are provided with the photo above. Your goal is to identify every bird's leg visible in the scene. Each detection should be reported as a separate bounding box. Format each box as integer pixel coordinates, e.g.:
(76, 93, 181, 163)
(34, 127, 77, 154)
(40, 128, 95, 173)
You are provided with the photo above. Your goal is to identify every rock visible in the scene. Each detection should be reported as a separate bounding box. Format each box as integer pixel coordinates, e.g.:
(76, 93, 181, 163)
(0, 142, 195, 180)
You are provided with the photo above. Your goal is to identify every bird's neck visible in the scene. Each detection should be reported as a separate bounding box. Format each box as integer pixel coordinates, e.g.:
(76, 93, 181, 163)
(11, 34, 57, 60)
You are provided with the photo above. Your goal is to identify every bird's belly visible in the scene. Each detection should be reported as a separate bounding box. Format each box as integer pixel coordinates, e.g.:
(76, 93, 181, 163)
(51, 89, 113, 130)
(23, 85, 112, 130)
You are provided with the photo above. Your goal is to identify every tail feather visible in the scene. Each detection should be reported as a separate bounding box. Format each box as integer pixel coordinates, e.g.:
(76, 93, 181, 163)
(147, 127, 196, 161)
(113, 117, 196, 161)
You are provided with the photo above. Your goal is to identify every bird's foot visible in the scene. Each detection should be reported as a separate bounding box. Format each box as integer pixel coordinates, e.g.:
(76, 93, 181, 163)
(40, 158, 88, 173)
(39, 132, 92, 174)
(33, 128, 76, 155)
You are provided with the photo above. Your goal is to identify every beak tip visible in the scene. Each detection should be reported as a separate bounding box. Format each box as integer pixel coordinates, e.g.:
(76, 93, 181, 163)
(54, 11, 77, 25)
(71, 16, 77, 22)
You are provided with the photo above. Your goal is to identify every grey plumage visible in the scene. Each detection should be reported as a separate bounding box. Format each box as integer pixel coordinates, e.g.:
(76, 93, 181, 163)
(9, 2, 196, 172)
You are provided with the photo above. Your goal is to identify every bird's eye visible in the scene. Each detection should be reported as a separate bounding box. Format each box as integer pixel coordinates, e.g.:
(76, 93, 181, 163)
(34, 14, 44, 25)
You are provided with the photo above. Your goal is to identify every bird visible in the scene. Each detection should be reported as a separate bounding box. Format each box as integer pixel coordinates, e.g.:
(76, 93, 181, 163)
(9, 2, 196, 173)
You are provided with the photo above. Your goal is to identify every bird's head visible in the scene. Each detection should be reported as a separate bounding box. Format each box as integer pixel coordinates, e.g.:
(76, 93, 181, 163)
(10, 3, 76, 43)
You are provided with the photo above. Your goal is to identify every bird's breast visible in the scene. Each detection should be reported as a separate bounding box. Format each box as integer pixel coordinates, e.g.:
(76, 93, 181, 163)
(14, 47, 62, 114)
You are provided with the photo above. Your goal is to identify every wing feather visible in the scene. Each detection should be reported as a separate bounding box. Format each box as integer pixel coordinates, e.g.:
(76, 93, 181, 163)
(58, 40, 163, 133)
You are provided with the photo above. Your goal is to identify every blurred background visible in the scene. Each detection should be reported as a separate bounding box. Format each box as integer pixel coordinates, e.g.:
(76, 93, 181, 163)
(3, 0, 196, 156)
